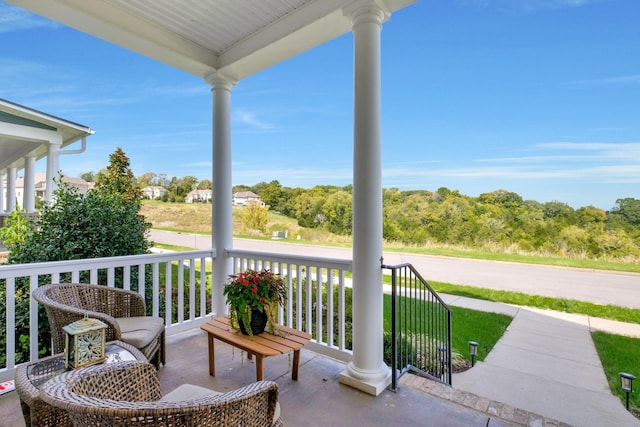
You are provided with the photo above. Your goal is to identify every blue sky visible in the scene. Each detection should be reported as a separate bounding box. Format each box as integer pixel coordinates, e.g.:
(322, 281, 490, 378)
(1, 0, 639, 210)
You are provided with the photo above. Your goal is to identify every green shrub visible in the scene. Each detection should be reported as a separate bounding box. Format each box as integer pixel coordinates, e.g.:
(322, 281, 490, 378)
(8, 180, 149, 264)
(2, 157, 151, 365)
(0, 208, 33, 248)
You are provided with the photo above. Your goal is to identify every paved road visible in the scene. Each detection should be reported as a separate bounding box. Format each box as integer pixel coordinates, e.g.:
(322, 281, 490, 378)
(149, 230, 640, 309)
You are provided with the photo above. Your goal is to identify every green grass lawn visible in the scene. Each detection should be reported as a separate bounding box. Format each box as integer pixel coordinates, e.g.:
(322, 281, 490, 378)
(448, 306, 511, 362)
(427, 280, 640, 416)
(381, 294, 513, 364)
(592, 331, 640, 417)
(428, 280, 640, 325)
(383, 245, 640, 273)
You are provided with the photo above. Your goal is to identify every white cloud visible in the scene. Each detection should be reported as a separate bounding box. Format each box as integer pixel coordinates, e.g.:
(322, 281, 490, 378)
(34, 95, 138, 109)
(147, 85, 209, 97)
(0, 59, 46, 78)
(233, 108, 275, 131)
(380, 140, 640, 185)
(0, 2, 59, 33)
(477, 155, 603, 164)
(234, 166, 352, 184)
(534, 142, 640, 161)
(383, 163, 640, 182)
(461, 0, 605, 12)
(473, 142, 640, 165)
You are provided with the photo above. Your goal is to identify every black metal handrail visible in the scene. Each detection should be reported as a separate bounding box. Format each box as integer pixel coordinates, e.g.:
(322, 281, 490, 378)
(383, 263, 452, 390)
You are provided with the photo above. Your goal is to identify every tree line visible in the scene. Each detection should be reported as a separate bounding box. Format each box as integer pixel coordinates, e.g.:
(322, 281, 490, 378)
(238, 181, 640, 261)
(81, 171, 212, 203)
(78, 168, 640, 261)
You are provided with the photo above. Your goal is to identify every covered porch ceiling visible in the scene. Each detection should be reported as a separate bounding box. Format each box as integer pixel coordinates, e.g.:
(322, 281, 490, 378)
(7, 0, 416, 81)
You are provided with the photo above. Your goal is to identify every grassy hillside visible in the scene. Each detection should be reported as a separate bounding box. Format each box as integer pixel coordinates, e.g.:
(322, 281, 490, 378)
(141, 200, 640, 272)
(140, 200, 351, 243)
(141, 200, 213, 232)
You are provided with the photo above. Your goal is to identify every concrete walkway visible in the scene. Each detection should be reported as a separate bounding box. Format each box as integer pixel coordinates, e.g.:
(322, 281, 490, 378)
(440, 295, 640, 427)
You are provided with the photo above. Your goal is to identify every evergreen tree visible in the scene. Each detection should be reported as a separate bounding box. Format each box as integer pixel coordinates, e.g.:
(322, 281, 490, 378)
(95, 147, 142, 205)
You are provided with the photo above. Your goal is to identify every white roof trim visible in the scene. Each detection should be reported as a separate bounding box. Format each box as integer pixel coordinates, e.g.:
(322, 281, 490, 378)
(7, 0, 417, 80)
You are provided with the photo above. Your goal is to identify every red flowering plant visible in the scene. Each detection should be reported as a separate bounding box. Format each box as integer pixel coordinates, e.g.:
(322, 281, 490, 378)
(223, 269, 287, 337)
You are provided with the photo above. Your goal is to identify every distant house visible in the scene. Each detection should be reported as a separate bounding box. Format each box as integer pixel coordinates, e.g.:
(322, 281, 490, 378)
(141, 186, 167, 200)
(185, 189, 212, 203)
(232, 191, 263, 207)
(14, 173, 90, 208)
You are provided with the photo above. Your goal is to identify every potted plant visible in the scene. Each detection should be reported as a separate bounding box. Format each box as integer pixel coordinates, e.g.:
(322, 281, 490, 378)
(223, 269, 287, 337)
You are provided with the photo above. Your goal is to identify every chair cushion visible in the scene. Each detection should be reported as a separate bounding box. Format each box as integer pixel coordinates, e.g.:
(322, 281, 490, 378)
(115, 316, 164, 349)
(160, 384, 281, 423)
(160, 384, 222, 402)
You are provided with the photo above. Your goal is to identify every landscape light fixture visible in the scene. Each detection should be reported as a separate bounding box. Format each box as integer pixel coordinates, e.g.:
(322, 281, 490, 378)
(468, 341, 479, 367)
(619, 372, 635, 410)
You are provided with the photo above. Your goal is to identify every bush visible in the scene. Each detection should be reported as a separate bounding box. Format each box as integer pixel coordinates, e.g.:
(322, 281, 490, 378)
(2, 171, 151, 365)
(7, 180, 150, 264)
(0, 208, 33, 248)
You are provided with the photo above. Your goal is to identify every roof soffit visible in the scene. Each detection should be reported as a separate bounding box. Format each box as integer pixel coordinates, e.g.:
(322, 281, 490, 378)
(0, 111, 56, 131)
(7, 0, 219, 76)
(0, 99, 94, 171)
(7, 0, 417, 80)
(0, 99, 93, 135)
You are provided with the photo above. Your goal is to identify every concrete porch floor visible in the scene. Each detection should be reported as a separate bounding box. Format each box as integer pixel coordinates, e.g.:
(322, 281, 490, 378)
(1, 326, 522, 427)
(0, 328, 565, 427)
(162, 329, 518, 427)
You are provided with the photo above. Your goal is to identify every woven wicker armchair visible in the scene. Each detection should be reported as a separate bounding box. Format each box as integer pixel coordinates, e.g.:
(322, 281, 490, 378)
(32, 283, 165, 367)
(40, 361, 283, 426)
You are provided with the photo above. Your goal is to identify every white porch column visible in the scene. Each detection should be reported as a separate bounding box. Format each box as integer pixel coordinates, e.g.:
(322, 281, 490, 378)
(339, 0, 390, 396)
(6, 167, 17, 212)
(45, 140, 61, 202)
(0, 171, 4, 213)
(205, 73, 237, 317)
(23, 155, 36, 213)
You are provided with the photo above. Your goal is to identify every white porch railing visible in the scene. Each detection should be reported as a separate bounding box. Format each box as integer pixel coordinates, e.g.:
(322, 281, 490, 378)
(227, 249, 353, 363)
(0, 248, 352, 381)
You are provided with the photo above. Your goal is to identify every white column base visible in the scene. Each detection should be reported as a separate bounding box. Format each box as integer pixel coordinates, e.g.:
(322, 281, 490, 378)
(339, 361, 391, 396)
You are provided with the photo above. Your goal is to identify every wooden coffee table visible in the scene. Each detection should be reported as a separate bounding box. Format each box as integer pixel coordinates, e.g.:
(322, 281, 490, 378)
(201, 317, 311, 381)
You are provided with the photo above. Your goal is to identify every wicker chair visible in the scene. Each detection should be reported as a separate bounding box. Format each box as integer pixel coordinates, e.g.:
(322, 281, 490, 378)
(32, 283, 165, 368)
(40, 361, 283, 426)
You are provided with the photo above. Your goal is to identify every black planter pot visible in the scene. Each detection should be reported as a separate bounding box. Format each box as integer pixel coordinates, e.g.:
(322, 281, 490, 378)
(238, 308, 268, 335)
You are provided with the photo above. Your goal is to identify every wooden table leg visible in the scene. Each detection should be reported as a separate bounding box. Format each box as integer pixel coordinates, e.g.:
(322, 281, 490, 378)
(292, 350, 300, 380)
(256, 355, 264, 381)
(208, 334, 216, 376)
